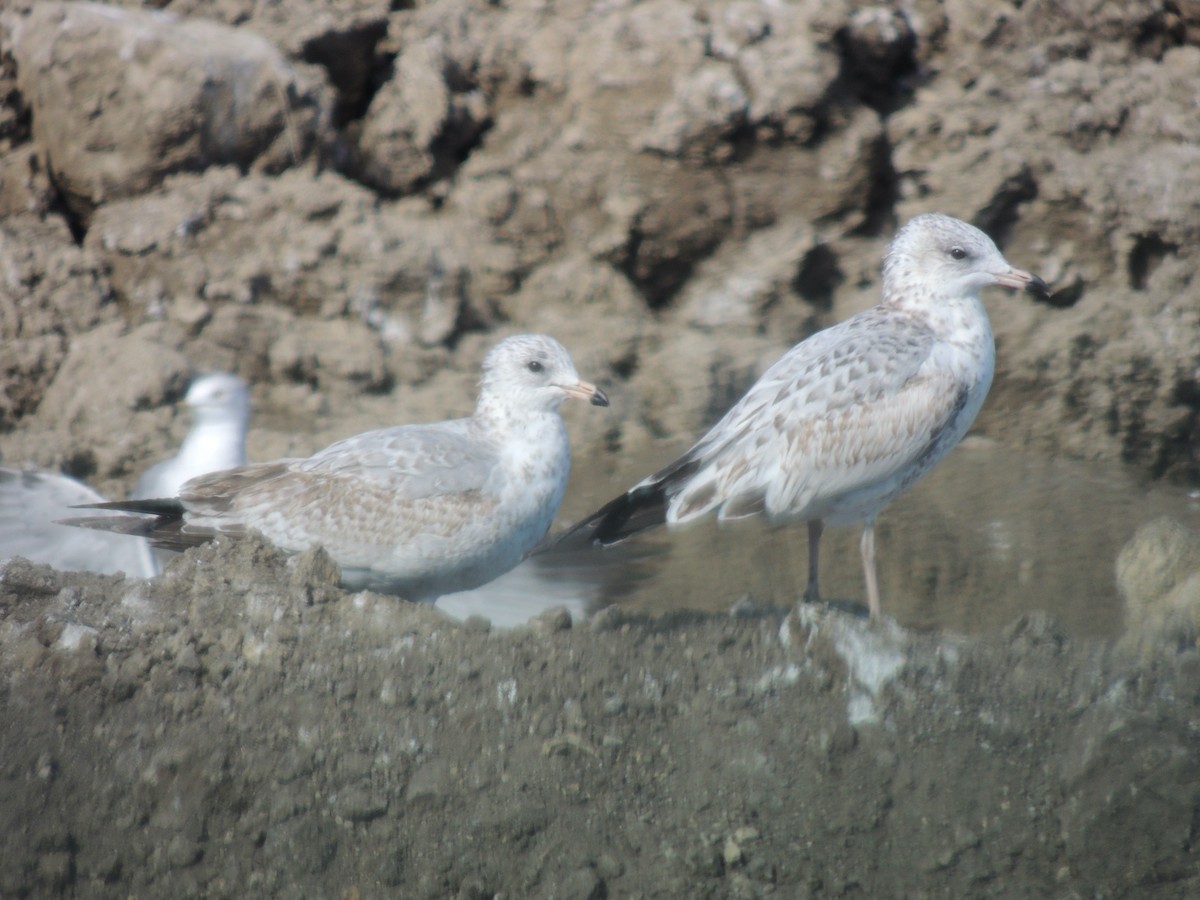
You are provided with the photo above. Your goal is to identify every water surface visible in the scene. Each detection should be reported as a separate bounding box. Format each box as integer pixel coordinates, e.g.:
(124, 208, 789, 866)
(561, 438, 1200, 638)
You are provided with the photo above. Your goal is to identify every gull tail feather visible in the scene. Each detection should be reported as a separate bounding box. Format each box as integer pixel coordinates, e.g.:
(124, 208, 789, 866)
(61, 514, 166, 540)
(550, 454, 703, 551)
(79, 497, 187, 515)
(58, 498, 210, 553)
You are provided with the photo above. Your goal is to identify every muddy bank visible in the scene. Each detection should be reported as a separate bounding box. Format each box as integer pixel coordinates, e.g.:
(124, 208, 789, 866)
(1, 538, 1198, 898)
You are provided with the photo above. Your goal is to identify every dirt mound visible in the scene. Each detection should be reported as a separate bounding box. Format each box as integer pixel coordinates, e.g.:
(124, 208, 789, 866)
(2, 539, 1198, 897)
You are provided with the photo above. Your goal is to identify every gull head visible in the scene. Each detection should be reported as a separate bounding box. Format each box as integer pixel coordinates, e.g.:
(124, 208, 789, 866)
(883, 213, 1050, 305)
(479, 334, 609, 415)
(186, 373, 251, 428)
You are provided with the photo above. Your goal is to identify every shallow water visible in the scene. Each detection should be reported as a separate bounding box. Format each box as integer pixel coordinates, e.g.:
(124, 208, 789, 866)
(559, 437, 1200, 638)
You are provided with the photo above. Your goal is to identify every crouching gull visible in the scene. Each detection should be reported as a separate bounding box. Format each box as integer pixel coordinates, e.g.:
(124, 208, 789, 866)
(552, 213, 1050, 619)
(0, 372, 251, 578)
(65, 334, 608, 601)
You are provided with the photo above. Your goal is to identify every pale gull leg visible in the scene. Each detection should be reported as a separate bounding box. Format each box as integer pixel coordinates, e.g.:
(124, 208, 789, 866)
(861, 518, 881, 620)
(803, 519, 823, 604)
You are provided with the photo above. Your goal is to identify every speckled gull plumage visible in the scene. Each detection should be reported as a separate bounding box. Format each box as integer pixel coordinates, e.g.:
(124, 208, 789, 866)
(65, 335, 608, 602)
(0, 373, 250, 579)
(555, 214, 1050, 619)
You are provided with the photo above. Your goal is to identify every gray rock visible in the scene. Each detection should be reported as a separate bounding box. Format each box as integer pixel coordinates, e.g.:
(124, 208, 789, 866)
(1117, 517, 1200, 657)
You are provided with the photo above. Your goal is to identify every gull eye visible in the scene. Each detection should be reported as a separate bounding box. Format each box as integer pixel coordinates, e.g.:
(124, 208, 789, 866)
(949, 246, 968, 261)
(526, 360, 544, 373)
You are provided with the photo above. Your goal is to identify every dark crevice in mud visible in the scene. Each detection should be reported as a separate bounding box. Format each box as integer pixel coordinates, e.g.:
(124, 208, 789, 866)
(1127, 233, 1177, 291)
(714, 119, 764, 167)
(333, 45, 494, 202)
(1162, 377, 1200, 481)
(830, 10, 920, 117)
(1, 51, 31, 146)
(620, 245, 698, 312)
(1134, 1, 1197, 60)
(425, 107, 494, 190)
(44, 170, 88, 247)
(300, 20, 391, 128)
(851, 130, 900, 238)
(60, 448, 99, 485)
(803, 15, 912, 237)
(792, 243, 844, 313)
(1114, 358, 1161, 472)
(974, 168, 1039, 248)
(618, 202, 732, 313)
(609, 348, 639, 382)
(1039, 274, 1085, 309)
(301, 21, 409, 192)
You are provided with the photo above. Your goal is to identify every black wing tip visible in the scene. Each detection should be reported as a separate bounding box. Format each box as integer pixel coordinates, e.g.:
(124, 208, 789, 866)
(69, 497, 184, 514)
(591, 506, 653, 546)
(59, 497, 187, 545)
(551, 484, 669, 551)
(58, 507, 202, 553)
(547, 448, 702, 552)
(55, 514, 158, 538)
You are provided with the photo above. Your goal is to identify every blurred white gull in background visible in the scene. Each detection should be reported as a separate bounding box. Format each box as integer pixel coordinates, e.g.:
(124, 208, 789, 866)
(0, 372, 251, 578)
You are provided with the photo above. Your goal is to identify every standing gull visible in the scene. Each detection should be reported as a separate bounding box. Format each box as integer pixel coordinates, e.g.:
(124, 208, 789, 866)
(555, 214, 1049, 619)
(0, 372, 251, 578)
(66, 335, 608, 601)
